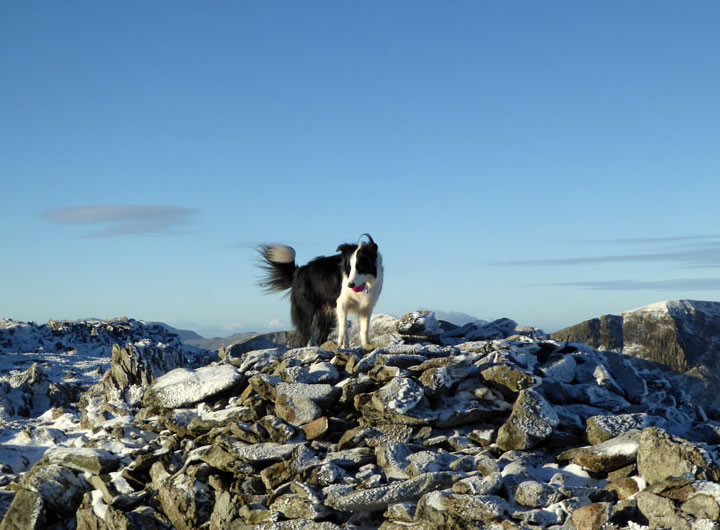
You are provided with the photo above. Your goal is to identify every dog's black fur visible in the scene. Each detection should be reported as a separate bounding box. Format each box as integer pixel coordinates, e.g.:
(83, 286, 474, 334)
(258, 234, 381, 347)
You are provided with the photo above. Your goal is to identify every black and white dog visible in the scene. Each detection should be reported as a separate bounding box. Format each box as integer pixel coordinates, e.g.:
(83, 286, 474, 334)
(258, 234, 383, 349)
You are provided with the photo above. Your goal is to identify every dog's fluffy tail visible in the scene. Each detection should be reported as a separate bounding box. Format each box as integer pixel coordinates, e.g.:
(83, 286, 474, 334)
(258, 244, 297, 293)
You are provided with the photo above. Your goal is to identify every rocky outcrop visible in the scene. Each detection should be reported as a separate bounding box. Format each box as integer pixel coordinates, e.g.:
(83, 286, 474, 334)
(3, 311, 720, 529)
(551, 300, 720, 408)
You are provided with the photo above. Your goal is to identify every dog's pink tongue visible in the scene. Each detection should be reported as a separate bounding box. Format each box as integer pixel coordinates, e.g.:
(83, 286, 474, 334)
(351, 283, 366, 293)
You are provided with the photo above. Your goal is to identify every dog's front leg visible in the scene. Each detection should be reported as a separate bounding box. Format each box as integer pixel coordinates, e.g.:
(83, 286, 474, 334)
(359, 312, 371, 350)
(336, 305, 349, 348)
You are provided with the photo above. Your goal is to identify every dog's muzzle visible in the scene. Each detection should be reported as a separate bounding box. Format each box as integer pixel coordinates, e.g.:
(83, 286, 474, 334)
(349, 282, 367, 293)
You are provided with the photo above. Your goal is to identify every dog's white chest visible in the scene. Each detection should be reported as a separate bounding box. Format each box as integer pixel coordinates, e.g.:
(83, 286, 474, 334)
(338, 261, 383, 314)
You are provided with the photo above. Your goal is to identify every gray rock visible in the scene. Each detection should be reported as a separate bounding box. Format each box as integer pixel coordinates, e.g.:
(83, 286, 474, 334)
(415, 490, 510, 527)
(397, 311, 441, 338)
(514, 480, 563, 508)
(274, 383, 339, 426)
(230, 346, 286, 373)
(41, 447, 119, 475)
(563, 383, 632, 412)
(357, 376, 427, 425)
(481, 363, 535, 399)
(280, 362, 339, 385)
(324, 447, 375, 469)
(585, 412, 664, 444)
(452, 472, 502, 496)
(406, 450, 457, 477)
(496, 388, 559, 450)
(0, 489, 47, 530)
(143, 365, 241, 409)
(324, 471, 455, 512)
(570, 501, 613, 530)
(637, 426, 720, 485)
(383, 501, 416, 522)
(558, 429, 642, 473)
(106, 342, 186, 401)
(416, 356, 477, 394)
(603, 351, 648, 403)
(375, 442, 413, 479)
(187, 405, 254, 435)
(17, 463, 88, 518)
(231, 441, 301, 465)
(681, 491, 720, 521)
(270, 492, 330, 521)
(540, 353, 577, 383)
(157, 470, 213, 530)
(636, 491, 692, 530)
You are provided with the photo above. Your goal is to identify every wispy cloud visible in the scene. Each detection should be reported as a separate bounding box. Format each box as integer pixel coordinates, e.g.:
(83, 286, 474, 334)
(554, 279, 720, 291)
(43, 205, 196, 237)
(493, 235, 720, 292)
(572, 235, 720, 246)
(492, 235, 720, 269)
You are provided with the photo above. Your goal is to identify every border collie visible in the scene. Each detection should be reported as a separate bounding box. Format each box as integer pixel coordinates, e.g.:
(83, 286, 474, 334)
(258, 234, 383, 349)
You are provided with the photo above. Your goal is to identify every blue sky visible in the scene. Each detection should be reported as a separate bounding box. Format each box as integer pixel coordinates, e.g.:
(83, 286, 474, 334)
(3, 1, 720, 337)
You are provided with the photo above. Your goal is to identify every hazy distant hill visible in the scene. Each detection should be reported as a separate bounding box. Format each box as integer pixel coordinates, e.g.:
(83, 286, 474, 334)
(151, 322, 256, 351)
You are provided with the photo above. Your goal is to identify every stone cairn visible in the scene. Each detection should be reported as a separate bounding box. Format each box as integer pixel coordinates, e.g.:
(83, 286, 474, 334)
(2, 311, 720, 529)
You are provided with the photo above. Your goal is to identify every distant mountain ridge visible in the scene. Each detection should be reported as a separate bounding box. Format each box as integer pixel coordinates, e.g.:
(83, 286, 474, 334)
(551, 299, 720, 407)
(149, 322, 256, 351)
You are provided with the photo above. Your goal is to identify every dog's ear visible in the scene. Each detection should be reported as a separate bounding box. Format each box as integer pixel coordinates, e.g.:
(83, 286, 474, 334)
(337, 243, 357, 255)
(360, 233, 377, 251)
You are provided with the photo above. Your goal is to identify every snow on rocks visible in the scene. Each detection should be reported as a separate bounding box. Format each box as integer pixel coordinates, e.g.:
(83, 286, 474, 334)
(2, 313, 720, 529)
(142, 365, 241, 410)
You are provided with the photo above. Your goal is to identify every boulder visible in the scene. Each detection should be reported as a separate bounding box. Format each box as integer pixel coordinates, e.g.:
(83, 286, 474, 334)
(496, 388, 559, 450)
(156, 468, 214, 530)
(637, 427, 720, 484)
(274, 383, 339, 426)
(324, 471, 455, 512)
(40, 447, 119, 475)
(143, 365, 241, 410)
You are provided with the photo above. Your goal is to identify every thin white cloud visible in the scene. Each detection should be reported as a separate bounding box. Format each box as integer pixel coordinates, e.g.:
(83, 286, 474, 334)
(492, 236, 720, 269)
(554, 279, 720, 291)
(573, 234, 720, 245)
(43, 205, 195, 237)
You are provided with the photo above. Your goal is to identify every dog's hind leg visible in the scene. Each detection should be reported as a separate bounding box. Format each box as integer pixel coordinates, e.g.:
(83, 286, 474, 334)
(291, 294, 314, 347)
(315, 310, 334, 346)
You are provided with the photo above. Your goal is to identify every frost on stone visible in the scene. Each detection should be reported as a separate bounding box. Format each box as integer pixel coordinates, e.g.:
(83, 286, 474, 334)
(587, 412, 665, 444)
(377, 377, 424, 415)
(496, 388, 559, 451)
(144, 365, 241, 409)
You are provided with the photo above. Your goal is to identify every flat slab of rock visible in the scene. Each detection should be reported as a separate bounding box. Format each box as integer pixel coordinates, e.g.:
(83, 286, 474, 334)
(558, 429, 642, 473)
(324, 471, 456, 512)
(274, 383, 340, 426)
(41, 447, 120, 474)
(143, 365, 241, 409)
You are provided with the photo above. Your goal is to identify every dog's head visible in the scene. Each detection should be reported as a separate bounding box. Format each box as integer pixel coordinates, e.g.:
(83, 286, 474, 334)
(338, 234, 380, 292)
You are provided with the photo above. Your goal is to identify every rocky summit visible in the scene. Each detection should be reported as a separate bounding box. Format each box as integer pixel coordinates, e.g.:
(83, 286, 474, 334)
(1, 309, 720, 529)
(552, 300, 720, 409)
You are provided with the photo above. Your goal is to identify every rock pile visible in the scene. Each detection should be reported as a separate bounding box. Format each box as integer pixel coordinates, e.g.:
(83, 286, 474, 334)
(2, 311, 720, 529)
